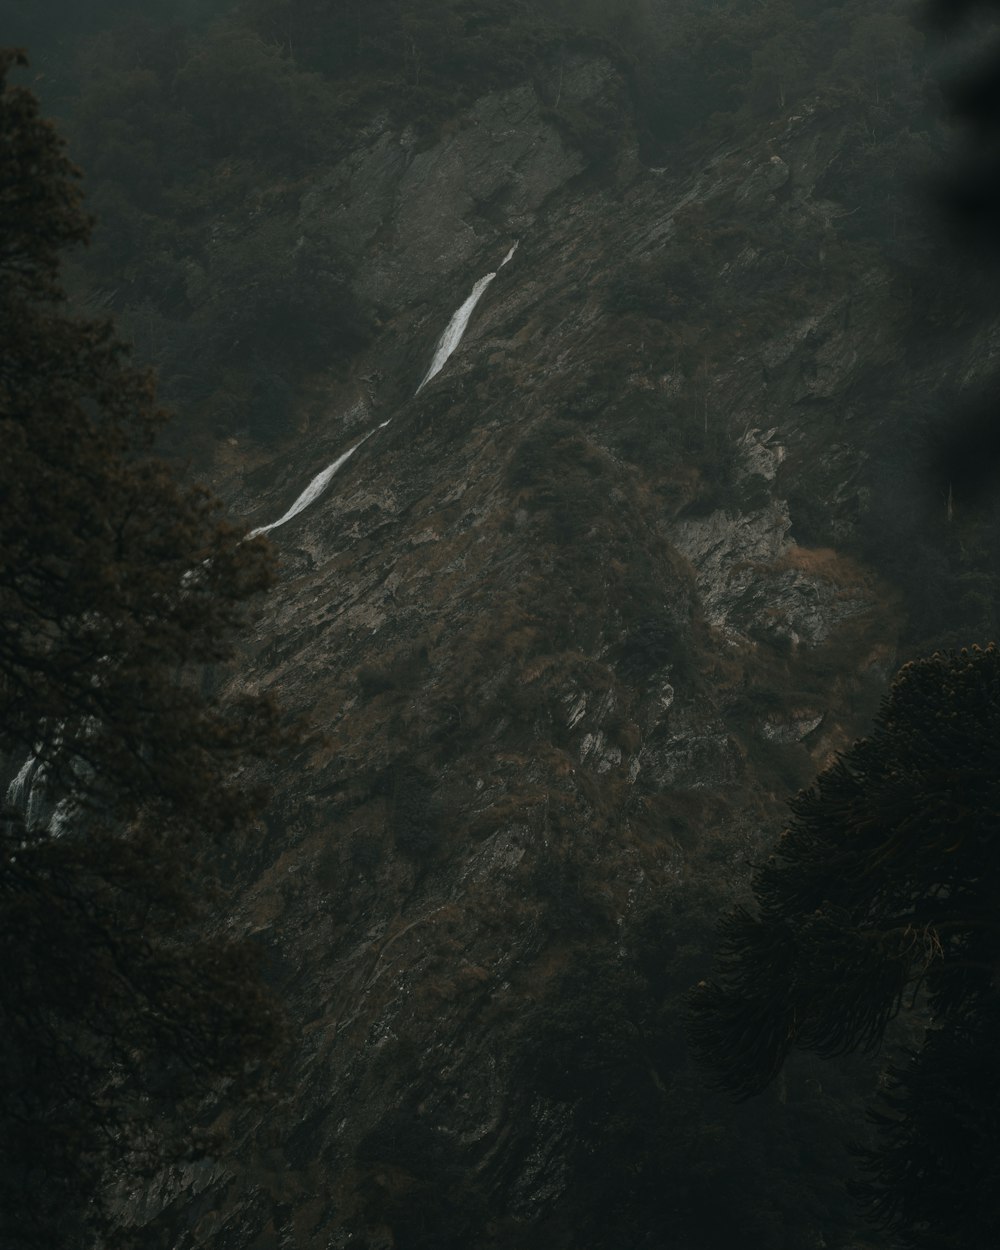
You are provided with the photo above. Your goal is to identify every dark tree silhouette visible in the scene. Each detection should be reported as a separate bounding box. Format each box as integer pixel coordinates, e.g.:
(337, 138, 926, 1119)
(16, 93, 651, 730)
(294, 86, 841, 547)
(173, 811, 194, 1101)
(0, 49, 288, 1249)
(690, 645, 1000, 1248)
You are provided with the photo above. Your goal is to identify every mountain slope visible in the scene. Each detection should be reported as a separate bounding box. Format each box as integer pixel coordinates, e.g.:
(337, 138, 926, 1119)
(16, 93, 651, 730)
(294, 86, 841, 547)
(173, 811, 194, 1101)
(125, 46, 999, 1250)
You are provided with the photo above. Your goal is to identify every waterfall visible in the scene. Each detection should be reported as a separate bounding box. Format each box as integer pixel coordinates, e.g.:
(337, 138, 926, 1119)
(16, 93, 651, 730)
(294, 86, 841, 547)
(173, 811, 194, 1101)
(415, 242, 518, 395)
(6, 753, 37, 810)
(245, 239, 518, 539)
(247, 420, 391, 539)
(5, 750, 68, 835)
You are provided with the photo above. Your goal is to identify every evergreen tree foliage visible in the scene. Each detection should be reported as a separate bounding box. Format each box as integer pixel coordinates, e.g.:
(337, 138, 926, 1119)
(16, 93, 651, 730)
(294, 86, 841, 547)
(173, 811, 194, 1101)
(690, 645, 1000, 1247)
(0, 49, 288, 1248)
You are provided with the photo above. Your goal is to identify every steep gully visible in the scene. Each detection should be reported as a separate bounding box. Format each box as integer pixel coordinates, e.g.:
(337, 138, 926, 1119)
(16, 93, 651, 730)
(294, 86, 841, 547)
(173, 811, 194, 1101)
(4, 244, 519, 823)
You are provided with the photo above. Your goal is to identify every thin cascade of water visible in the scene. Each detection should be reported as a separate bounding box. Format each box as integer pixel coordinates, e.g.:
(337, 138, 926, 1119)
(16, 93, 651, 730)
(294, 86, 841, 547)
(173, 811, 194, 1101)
(247, 420, 391, 539)
(415, 242, 518, 395)
(6, 753, 37, 810)
(244, 240, 518, 540)
(5, 750, 63, 834)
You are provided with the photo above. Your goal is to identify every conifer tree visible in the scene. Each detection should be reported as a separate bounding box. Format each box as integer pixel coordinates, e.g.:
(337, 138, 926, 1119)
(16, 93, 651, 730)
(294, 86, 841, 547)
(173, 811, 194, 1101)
(0, 49, 287, 1248)
(690, 645, 1000, 1247)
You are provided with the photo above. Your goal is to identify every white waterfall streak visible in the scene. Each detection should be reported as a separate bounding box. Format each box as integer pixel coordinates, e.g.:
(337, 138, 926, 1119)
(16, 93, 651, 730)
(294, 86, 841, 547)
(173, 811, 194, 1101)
(4, 753, 79, 838)
(6, 753, 37, 809)
(246, 443, 365, 539)
(415, 242, 518, 395)
(244, 242, 519, 539)
(244, 242, 519, 540)
(415, 276, 493, 394)
(247, 420, 391, 540)
(5, 750, 62, 833)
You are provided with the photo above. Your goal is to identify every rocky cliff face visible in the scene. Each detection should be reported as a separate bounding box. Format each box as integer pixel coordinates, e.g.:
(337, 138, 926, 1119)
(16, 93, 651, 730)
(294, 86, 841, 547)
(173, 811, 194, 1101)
(137, 54, 996, 1250)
